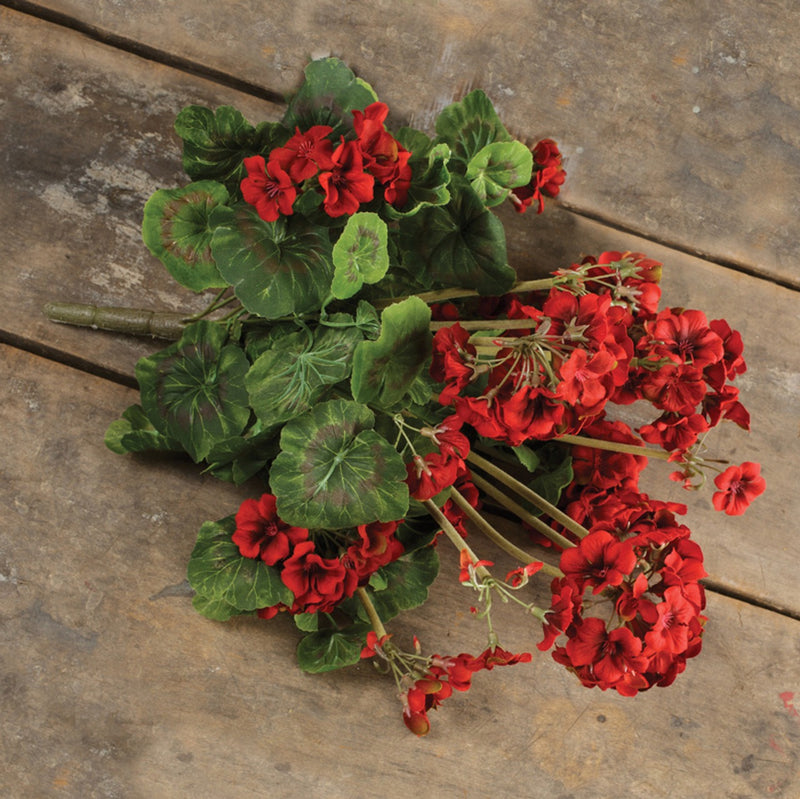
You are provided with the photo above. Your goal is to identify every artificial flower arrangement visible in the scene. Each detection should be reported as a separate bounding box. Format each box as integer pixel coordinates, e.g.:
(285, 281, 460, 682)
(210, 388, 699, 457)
(46, 58, 765, 735)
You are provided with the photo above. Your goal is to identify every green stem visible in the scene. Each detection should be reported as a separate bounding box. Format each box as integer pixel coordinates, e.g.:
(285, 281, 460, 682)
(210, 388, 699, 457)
(43, 301, 188, 339)
(422, 499, 492, 581)
(429, 318, 543, 332)
(466, 451, 591, 541)
(555, 432, 669, 460)
(356, 587, 388, 639)
(449, 488, 563, 578)
(469, 473, 574, 552)
(376, 276, 560, 309)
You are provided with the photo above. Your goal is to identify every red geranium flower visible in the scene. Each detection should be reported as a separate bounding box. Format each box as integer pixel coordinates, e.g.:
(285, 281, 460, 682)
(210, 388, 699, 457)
(559, 530, 637, 594)
(269, 125, 335, 183)
(240, 155, 297, 222)
(318, 139, 374, 217)
(280, 540, 357, 613)
(232, 493, 309, 566)
(712, 461, 766, 515)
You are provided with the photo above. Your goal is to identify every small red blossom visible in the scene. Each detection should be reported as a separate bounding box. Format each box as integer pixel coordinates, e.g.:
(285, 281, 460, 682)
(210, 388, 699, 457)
(318, 138, 374, 217)
(470, 645, 533, 670)
(240, 155, 297, 222)
(458, 549, 493, 583)
(280, 540, 357, 613)
(712, 461, 766, 515)
(269, 125, 335, 183)
(232, 493, 308, 566)
(505, 561, 543, 588)
(360, 630, 392, 659)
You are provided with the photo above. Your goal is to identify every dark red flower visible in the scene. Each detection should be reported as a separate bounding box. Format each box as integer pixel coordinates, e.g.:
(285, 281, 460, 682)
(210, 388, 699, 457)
(280, 540, 357, 613)
(559, 530, 637, 594)
(240, 155, 297, 222)
(318, 139, 374, 217)
(712, 461, 766, 515)
(232, 493, 309, 566)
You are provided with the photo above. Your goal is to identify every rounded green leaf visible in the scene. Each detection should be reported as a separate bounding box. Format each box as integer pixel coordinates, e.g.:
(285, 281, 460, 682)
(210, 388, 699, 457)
(246, 324, 362, 426)
(270, 399, 408, 529)
(187, 517, 293, 612)
(331, 212, 389, 299)
(136, 321, 251, 462)
(350, 296, 432, 408)
(398, 175, 515, 294)
(296, 627, 366, 673)
(282, 57, 379, 138)
(142, 180, 230, 291)
(467, 141, 533, 207)
(211, 205, 334, 319)
(434, 89, 512, 167)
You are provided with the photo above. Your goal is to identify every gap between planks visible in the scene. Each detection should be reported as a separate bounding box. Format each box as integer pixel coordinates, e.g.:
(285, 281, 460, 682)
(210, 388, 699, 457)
(5, 0, 800, 294)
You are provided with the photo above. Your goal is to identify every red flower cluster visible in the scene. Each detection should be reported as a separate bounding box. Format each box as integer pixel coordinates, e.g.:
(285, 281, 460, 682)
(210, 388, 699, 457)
(431, 256, 663, 447)
(404, 415, 471, 501)
(509, 138, 566, 214)
(240, 102, 412, 221)
(536, 431, 708, 694)
(231, 493, 405, 617)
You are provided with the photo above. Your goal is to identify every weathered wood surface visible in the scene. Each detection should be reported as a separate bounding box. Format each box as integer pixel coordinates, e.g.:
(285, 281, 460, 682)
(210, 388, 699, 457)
(1, 8, 797, 615)
(2, 4, 800, 797)
(7, 0, 800, 286)
(2, 345, 800, 799)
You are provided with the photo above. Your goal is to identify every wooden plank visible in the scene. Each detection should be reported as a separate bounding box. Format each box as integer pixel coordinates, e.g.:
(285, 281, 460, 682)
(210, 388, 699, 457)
(2, 344, 799, 798)
(0, 7, 283, 378)
(8, 0, 800, 285)
(1, 9, 798, 615)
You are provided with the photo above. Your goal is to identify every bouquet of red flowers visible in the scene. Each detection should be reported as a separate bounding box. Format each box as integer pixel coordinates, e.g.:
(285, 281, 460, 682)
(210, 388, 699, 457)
(46, 58, 764, 736)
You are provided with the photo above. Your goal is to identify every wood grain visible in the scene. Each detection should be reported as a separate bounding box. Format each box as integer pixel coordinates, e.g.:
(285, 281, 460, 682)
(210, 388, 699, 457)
(2, 344, 799, 799)
(7, 0, 800, 285)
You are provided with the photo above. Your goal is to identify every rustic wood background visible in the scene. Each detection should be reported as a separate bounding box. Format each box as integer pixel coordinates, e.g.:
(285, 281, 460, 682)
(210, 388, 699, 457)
(1, 2, 799, 797)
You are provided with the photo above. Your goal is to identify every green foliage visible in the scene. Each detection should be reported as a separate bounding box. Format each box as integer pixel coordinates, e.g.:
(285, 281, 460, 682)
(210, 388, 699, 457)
(135, 321, 251, 462)
(331, 212, 390, 299)
(466, 141, 533, 207)
(434, 89, 513, 168)
(188, 517, 293, 618)
(296, 626, 367, 673)
(350, 296, 432, 408)
(269, 399, 409, 529)
(174, 105, 285, 193)
(141, 181, 230, 292)
(104, 403, 182, 455)
(282, 57, 378, 138)
(211, 205, 334, 319)
(399, 175, 515, 294)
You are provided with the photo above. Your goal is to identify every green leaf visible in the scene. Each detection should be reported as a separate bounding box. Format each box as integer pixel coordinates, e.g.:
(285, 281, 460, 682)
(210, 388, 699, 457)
(187, 517, 293, 612)
(529, 443, 574, 508)
(331, 212, 389, 299)
(360, 546, 439, 623)
(282, 57, 379, 138)
(466, 141, 533, 207)
(246, 324, 362, 426)
(350, 296, 432, 408)
(205, 426, 280, 485)
(142, 181, 230, 291)
(270, 399, 408, 528)
(191, 592, 242, 622)
(211, 205, 334, 319)
(293, 612, 320, 632)
(434, 90, 512, 168)
(104, 403, 182, 454)
(296, 626, 367, 673)
(174, 105, 285, 190)
(399, 176, 514, 294)
(136, 321, 251, 462)
(386, 132, 452, 217)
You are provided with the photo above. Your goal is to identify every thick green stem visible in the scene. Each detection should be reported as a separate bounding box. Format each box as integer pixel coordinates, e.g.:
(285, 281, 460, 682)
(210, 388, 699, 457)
(469, 473, 574, 552)
(422, 499, 492, 580)
(43, 301, 188, 339)
(429, 318, 543, 332)
(555, 432, 669, 460)
(466, 451, 591, 541)
(356, 587, 388, 639)
(449, 487, 563, 578)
